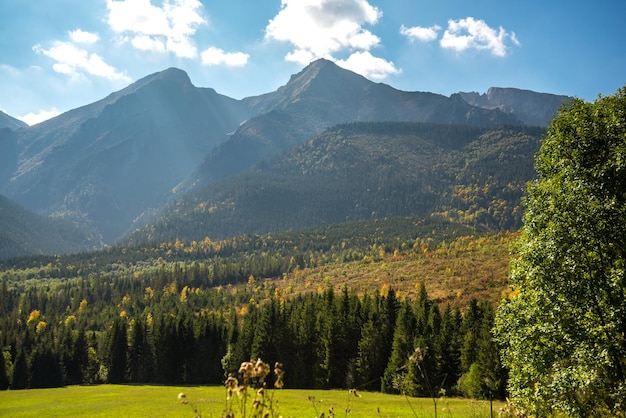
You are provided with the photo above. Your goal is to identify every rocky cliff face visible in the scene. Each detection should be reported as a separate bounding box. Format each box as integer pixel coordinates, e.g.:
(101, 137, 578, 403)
(459, 87, 571, 127)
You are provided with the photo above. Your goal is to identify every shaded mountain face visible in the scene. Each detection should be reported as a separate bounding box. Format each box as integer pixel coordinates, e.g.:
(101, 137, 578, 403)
(0, 110, 27, 130)
(459, 87, 571, 127)
(0, 129, 18, 185)
(0, 68, 252, 243)
(128, 122, 544, 245)
(0, 194, 94, 260)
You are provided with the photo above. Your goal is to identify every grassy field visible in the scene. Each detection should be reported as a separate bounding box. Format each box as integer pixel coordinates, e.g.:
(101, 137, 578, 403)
(0, 385, 504, 417)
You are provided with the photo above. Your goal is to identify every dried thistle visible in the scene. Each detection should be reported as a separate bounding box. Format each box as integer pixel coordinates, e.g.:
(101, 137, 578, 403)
(274, 362, 285, 389)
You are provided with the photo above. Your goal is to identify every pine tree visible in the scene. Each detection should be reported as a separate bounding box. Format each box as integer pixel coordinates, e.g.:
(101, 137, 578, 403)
(382, 301, 416, 393)
(30, 343, 63, 388)
(0, 349, 9, 390)
(105, 318, 128, 383)
(355, 315, 385, 390)
(10, 348, 28, 389)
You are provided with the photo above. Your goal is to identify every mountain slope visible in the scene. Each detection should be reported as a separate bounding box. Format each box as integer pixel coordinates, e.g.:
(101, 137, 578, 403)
(0, 129, 18, 184)
(129, 122, 544, 244)
(0, 194, 94, 260)
(1, 62, 567, 249)
(459, 87, 571, 127)
(0, 110, 27, 130)
(0, 68, 252, 243)
(184, 59, 522, 189)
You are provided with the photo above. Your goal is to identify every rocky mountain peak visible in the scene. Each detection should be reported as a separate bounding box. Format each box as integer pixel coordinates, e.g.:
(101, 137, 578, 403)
(459, 87, 571, 127)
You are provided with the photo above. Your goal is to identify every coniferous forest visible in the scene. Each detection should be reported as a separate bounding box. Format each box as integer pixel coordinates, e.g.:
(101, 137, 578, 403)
(0, 217, 507, 400)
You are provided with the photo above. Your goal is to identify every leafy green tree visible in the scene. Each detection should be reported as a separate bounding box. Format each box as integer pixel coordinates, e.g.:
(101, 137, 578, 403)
(494, 88, 626, 416)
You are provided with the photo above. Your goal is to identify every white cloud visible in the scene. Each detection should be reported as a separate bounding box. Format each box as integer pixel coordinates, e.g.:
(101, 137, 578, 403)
(400, 24, 441, 43)
(131, 35, 166, 53)
(440, 17, 519, 56)
(69, 29, 100, 45)
(265, 0, 398, 80)
(19, 108, 61, 126)
(265, 0, 383, 64)
(33, 41, 130, 82)
(336, 51, 400, 80)
(201, 47, 249, 67)
(106, 0, 206, 58)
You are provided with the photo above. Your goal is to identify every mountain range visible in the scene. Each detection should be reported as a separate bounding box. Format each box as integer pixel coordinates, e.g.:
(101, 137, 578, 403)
(0, 59, 571, 258)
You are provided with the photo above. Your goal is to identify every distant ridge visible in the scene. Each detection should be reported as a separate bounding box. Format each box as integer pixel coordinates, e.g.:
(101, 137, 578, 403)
(0, 59, 570, 249)
(184, 59, 523, 190)
(459, 87, 572, 127)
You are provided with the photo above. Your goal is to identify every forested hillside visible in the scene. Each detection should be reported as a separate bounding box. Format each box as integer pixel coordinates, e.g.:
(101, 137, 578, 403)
(131, 122, 543, 244)
(0, 217, 510, 397)
(0, 194, 95, 260)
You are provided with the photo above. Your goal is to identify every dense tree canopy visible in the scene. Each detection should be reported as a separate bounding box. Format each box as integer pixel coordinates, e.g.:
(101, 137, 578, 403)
(0, 223, 508, 396)
(494, 87, 626, 416)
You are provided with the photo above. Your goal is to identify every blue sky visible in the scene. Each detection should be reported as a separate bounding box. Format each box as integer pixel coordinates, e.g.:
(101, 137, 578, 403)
(1, 0, 624, 125)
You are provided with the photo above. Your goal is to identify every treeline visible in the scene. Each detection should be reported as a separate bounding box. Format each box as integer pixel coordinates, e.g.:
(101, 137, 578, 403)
(1, 216, 473, 288)
(0, 278, 504, 399)
(0, 221, 508, 397)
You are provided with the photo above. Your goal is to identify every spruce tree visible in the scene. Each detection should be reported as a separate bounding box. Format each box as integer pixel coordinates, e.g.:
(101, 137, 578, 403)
(105, 318, 128, 384)
(10, 348, 28, 389)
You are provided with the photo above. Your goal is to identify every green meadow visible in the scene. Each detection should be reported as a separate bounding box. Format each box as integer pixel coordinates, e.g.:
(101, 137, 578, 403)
(0, 385, 503, 417)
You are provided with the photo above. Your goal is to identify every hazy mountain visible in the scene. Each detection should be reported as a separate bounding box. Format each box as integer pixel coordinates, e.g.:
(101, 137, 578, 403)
(0, 129, 18, 184)
(128, 122, 544, 244)
(0, 68, 251, 243)
(0, 110, 27, 130)
(0, 194, 94, 260)
(0, 60, 569, 249)
(459, 87, 571, 127)
(184, 59, 522, 189)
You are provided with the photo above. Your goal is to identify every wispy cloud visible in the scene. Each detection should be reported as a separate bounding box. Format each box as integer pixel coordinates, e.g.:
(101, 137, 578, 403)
(105, 0, 206, 59)
(33, 41, 130, 82)
(400, 24, 441, 43)
(265, 0, 399, 79)
(336, 51, 400, 79)
(201, 47, 249, 67)
(440, 17, 520, 56)
(69, 29, 100, 45)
